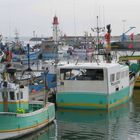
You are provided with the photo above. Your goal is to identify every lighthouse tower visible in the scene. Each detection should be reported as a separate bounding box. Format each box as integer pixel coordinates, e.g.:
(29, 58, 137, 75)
(52, 15, 60, 43)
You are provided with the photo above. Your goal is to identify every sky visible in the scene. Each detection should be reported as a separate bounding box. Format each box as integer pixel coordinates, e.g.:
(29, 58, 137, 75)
(0, 0, 139, 38)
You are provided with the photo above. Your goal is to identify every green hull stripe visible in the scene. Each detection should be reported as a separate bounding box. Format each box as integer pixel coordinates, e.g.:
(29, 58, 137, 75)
(0, 119, 49, 133)
(0, 105, 55, 132)
(57, 87, 130, 109)
(57, 96, 129, 109)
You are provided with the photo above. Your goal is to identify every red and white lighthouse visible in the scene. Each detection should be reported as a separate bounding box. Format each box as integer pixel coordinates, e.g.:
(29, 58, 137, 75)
(52, 15, 60, 42)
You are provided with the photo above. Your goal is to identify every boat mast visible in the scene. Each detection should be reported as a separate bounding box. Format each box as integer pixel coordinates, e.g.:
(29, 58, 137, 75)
(105, 24, 111, 63)
(96, 16, 100, 53)
(44, 69, 49, 107)
(15, 29, 19, 44)
(2, 81, 8, 112)
(27, 44, 32, 71)
(91, 16, 105, 55)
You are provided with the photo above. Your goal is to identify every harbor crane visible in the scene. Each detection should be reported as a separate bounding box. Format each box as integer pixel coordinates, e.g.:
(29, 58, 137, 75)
(121, 26, 136, 41)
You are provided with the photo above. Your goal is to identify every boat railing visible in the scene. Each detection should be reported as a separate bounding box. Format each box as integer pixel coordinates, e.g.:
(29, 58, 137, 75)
(129, 71, 136, 80)
(0, 112, 17, 115)
(29, 100, 44, 105)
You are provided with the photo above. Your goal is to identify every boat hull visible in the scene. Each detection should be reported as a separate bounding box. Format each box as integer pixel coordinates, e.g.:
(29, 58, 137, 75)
(111, 41, 140, 51)
(0, 103, 55, 140)
(56, 86, 133, 110)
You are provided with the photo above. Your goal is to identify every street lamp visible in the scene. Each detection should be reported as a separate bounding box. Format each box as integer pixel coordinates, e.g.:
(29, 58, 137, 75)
(122, 19, 126, 34)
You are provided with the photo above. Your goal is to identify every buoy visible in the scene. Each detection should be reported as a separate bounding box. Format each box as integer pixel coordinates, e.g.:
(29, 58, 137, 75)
(32, 89, 36, 93)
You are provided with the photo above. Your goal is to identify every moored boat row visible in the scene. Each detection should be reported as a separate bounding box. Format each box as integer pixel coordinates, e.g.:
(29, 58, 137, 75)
(0, 19, 139, 140)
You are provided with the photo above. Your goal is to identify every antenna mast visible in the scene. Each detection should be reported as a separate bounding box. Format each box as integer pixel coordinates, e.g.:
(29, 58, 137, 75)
(91, 16, 105, 54)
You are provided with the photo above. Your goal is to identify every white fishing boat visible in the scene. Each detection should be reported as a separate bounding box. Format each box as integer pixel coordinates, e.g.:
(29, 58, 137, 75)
(0, 66, 55, 140)
(56, 61, 135, 110)
(56, 24, 136, 110)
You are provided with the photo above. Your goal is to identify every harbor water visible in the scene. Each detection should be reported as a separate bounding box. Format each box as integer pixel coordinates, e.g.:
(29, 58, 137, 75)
(16, 90, 140, 140)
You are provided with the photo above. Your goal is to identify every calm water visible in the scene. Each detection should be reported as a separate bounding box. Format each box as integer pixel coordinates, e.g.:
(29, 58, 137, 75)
(17, 91, 140, 140)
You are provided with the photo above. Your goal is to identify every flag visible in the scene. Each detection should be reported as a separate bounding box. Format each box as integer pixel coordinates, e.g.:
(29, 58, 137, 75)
(130, 33, 134, 41)
(128, 43, 133, 49)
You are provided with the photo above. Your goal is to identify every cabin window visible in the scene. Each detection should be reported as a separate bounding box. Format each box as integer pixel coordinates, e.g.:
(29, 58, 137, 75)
(116, 72, 120, 80)
(2, 91, 8, 99)
(17, 92, 23, 100)
(60, 69, 73, 80)
(20, 92, 23, 99)
(9, 91, 15, 100)
(110, 74, 115, 82)
(89, 69, 104, 80)
(60, 68, 104, 81)
(17, 93, 19, 100)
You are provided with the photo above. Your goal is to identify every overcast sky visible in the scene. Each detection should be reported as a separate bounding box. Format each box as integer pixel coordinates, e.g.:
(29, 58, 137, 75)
(0, 0, 139, 37)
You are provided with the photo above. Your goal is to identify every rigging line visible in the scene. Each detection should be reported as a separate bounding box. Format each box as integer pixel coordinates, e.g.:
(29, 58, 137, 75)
(98, 5, 101, 28)
(73, 0, 77, 36)
(103, 6, 106, 30)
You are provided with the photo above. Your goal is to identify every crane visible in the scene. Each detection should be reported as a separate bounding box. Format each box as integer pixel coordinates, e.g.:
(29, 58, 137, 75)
(121, 26, 136, 41)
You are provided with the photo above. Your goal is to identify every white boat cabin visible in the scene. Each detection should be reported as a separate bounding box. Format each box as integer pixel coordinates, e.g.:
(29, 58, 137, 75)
(57, 62, 129, 94)
(0, 81, 29, 112)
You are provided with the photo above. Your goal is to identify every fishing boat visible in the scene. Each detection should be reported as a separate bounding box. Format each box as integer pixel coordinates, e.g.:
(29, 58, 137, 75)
(0, 65, 55, 140)
(29, 60, 57, 93)
(12, 48, 41, 64)
(56, 61, 135, 110)
(56, 24, 136, 110)
(71, 47, 94, 61)
(119, 55, 140, 92)
(110, 27, 140, 51)
(111, 40, 140, 51)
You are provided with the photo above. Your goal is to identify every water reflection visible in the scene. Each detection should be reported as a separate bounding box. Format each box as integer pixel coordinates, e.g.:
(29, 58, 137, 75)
(15, 122, 57, 140)
(56, 101, 136, 140)
(15, 92, 140, 140)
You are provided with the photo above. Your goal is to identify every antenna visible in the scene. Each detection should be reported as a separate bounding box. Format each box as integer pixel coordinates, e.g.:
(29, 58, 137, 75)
(27, 44, 32, 71)
(91, 16, 105, 53)
(44, 69, 49, 106)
